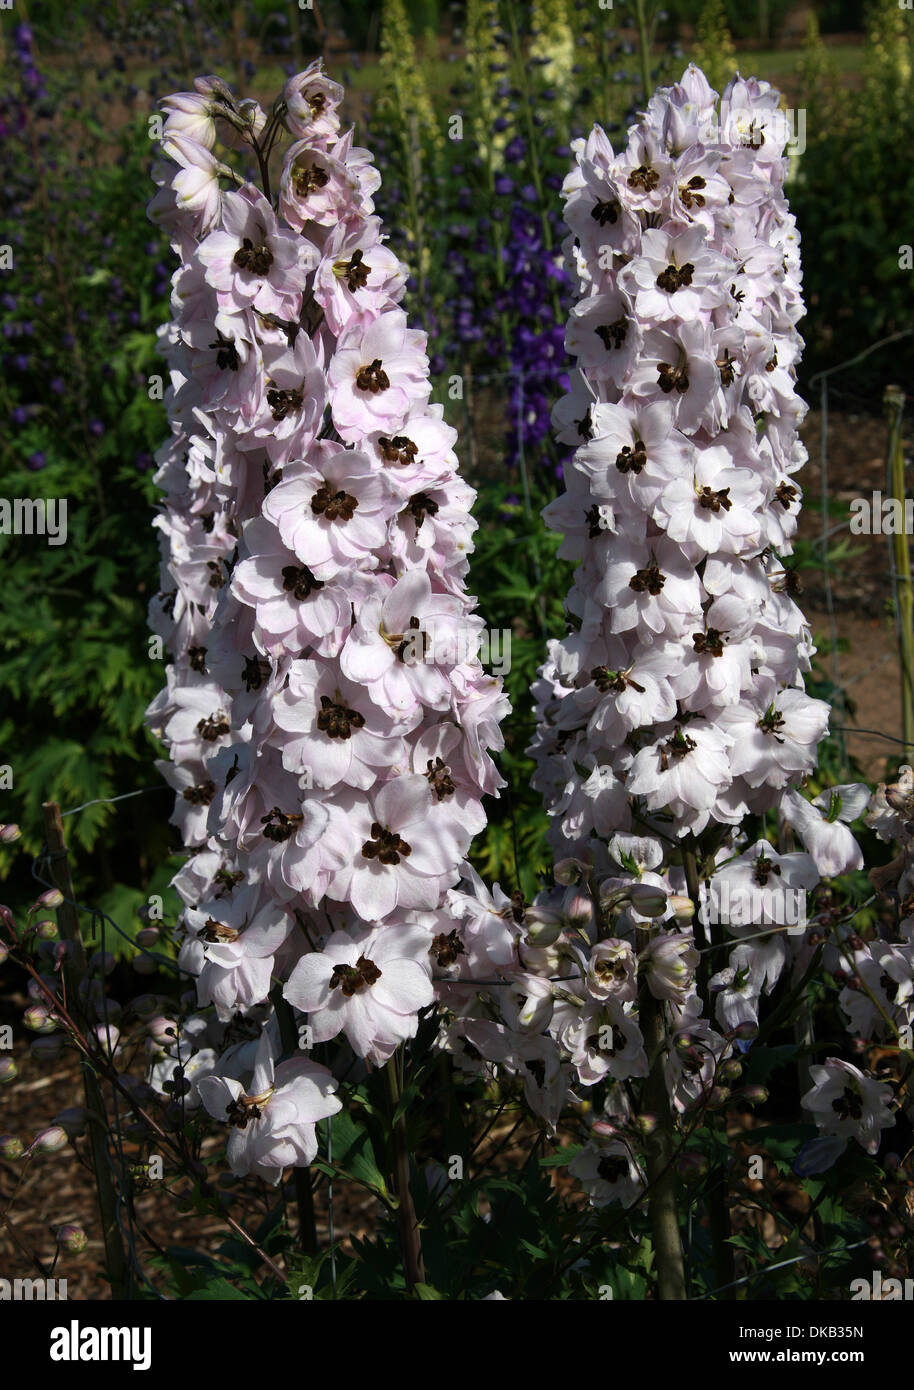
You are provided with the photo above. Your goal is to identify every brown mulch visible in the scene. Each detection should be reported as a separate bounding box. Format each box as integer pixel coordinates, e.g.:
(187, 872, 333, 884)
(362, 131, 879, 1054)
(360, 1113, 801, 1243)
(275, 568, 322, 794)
(796, 406, 912, 780)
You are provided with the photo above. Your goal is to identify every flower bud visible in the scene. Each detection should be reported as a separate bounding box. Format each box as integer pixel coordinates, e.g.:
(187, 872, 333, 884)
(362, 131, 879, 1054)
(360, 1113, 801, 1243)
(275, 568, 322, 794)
(0, 1134, 24, 1160)
(23, 1004, 57, 1033)
(719, 1059, 743, 1084)
(87, 950, 116, 977)
(591, 1119, 618, 1139)
(136, 927, 160, 948)
(92, 1023, 121, 1056)
(130, 994, 163, 1019)
(731, 1020, 759, 1042)
(734, 1084, 768, 1106)
(54, 1107, 87, 1138)
(31, 1034, 64, 1062)
(0, 823, 21, 844)
(632, 1112, 658, 1137)
(0, 1057, 18, 1084)
(886, 781, 914, 816)
(34, 918, 59, 941)
(35, 888, 64, 910)
(32, 1125, 68, 1154)
(523, 907, 564, 947)
(148, 1016, 178, 1046)
(626, 883, 668, 917)
(57, 1224, 87, 1253)
(677, 1152, 708, 1180)
(554, 854, 592, 886)
(0, 941, 8, 967)
(668, 893, 695, 923)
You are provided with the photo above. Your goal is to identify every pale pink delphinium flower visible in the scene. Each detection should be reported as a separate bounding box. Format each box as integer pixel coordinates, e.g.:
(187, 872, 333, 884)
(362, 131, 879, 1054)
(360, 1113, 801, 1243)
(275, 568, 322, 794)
(147, 62, 508, 1187)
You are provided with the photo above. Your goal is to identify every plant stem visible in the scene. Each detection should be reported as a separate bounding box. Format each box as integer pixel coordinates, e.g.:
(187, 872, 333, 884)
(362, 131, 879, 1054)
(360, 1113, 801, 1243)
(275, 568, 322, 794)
(41, 801, 129, 1299)
(273, 991, 318, 1255)
(633, 0, 653, 103)
(385, 1052, 425, 1292)
(636, 936, 687, 1300)
(684, 844, 735, 1298)
(885, 385, 914, 760)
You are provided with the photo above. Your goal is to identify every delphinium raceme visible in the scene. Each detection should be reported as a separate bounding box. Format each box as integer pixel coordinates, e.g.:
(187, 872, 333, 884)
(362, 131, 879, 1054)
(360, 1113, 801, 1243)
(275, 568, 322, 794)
(146, 62, 509, 1187)
(435, 65, 876, 1298)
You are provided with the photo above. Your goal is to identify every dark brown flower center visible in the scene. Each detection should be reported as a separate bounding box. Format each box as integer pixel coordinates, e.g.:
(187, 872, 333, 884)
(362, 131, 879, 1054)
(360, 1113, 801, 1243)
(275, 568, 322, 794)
(425, 757, 456, 800)
(831, 1086, 863, 1121)
(628, 164, 659, 192)
(209, 330, 239, 371)
(615, 438, 647, 474)
(584, 504, 605, 538)
(242, 655, 271, 692)
(266, 385, 303, 422)
(657, 358, 689, 394)
(317, 694, 365, 739)
(753, 853, 782, 887)
(292, 162, 329, 198)
(592, 665, 644, 695)
(311, 482, 358, 522)
(196, 712, 230, 741)
(355, 359, 389, 393)
(330, 955, 382, 996)
(430, 930, 465, 968)
(361, 823, 412, 865)
(233, 237, 273, 276)
(281, 563, 325, 600)
(656, 262, 694, 294)
(260, 807, 304, 842)
(183, 780, 215, 806)
(596, 317, 627, 351)
(201, 916, 241, 943)
(378, 435, 418, 466)
(757, 707, 787, 738)
(407, 492, 439, 531)
(697, 485, 732, 513)
(334, 248, 370, 291)
(679, 175, 706, 209)
(717, 349, 737, 386)
(692, 628, 725, 657)
(629, 561, 665, 595)
(591, 197, 620, 226)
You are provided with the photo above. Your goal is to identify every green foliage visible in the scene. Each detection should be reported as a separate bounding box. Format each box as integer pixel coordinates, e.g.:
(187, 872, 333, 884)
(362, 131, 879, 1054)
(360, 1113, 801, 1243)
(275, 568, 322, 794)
(1, 53, 172, 910)
(792, 2, 914, 393)
(692, 0, 737, 93)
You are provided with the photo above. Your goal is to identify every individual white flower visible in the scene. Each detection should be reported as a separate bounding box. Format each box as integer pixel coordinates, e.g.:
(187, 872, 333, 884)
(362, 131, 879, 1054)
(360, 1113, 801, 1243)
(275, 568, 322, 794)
(283, 923, 434, 1066)
(801, 1058, 894, 1155)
